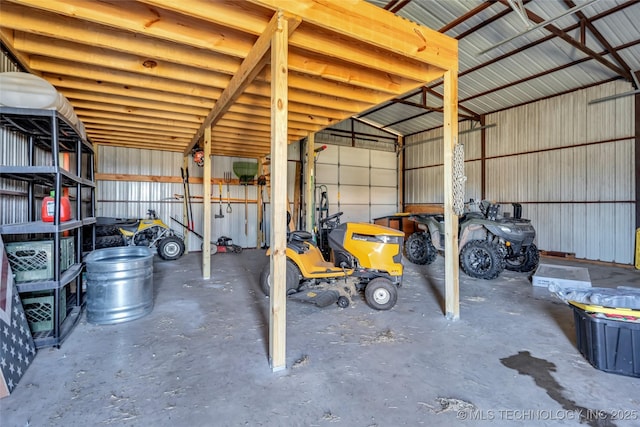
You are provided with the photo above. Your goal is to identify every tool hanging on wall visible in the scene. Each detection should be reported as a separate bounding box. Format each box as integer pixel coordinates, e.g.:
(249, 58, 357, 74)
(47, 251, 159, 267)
(186, 167, 194, 230)
(243, 185, 248, 235)
(181, 167, 194, 230)
(233, 161, 258, 236)
(257, 174, 268, 248)
(224, 172, 232, 213)
(215, 182, 224, 219)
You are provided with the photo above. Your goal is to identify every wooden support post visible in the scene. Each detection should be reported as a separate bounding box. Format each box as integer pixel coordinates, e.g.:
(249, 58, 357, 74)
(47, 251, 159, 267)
(480, 114, 486, 200)
(635, 91, 640, 231)
(202, 126, 212, 279)
(269, 12, 288, 372)
(443, 69, 460, 320)
(293, 161, 302, 229)
(397, 135, 404, 212)
(305, 133, 315, 232)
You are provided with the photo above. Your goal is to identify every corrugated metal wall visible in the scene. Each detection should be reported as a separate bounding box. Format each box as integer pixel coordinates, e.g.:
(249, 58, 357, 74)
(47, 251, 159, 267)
(405, 80, 636, 264)
(97, 145, 266, 252)
(405, 120, 482, 203)
(1, 49, 35, 225)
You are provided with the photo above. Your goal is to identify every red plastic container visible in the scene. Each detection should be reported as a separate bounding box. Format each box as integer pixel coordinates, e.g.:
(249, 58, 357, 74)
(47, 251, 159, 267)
(42, 190, 71, 222)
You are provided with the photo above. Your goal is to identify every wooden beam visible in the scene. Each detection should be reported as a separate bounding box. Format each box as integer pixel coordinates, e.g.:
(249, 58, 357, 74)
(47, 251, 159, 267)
(92, 140, 185, 152)
(6, 2, 418, 95)
(269, 12, 288, 372)
(480, 115, 487, 199)
(70, 99, 203, 124)
(443, 69, 459, 321)
(634, 89, 640, 231)
(75, 109, 199, 131)
(87, 130, 188, 145)
(41, 62, 352, 120)
(30, 57, 367, 123)
(249, 0, 457, 71)
(0, 27, 33, 74)
(18, 30, 387, 110)
(293, 161, 302, 229)
(187, 11, 296, 155)
(84, 123, 194, 139)
(202, 126, 212, 279)
(62, 87, 211, 117)
(95, 173, 182, 183)
(404, 204, 445, 214)
(90, 133, 187, 147)
(305, 133, 315, 232)
(397, 135, 404, 211)
(140, 0, 445, 83)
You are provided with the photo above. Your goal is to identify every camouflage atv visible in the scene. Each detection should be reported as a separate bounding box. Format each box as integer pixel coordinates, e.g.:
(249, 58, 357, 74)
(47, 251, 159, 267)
(405, 200, 539, 280)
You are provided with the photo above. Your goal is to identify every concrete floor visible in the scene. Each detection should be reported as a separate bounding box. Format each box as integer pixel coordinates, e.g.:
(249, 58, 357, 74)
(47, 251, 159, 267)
(1, 250, 639, 427)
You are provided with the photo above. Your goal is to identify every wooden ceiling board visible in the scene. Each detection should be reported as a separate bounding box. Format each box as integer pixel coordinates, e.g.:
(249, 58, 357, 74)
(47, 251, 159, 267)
(1, 0, 456, 159)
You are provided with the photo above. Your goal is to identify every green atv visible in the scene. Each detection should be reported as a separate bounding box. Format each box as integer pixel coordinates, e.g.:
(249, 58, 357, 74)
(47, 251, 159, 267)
(405, 200, 539, 280)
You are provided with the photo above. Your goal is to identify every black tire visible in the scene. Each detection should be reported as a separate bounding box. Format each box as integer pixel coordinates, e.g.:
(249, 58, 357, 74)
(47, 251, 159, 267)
(337, 296, 350, 308)
(364, 278, 398, 310)
(96, 225, 121, 237)
(233, 245, 243, 254)
(157, 236, 185, 260)
(505, 243, 539, 272)
(259, 260, 300, 297)
(405, 232, 437, 265)
(460, 240, 505, 280)
(95, 235, 124, 249)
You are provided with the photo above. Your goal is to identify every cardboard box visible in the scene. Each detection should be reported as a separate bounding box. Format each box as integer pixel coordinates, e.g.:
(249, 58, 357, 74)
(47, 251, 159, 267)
(532, 263, 591, 289)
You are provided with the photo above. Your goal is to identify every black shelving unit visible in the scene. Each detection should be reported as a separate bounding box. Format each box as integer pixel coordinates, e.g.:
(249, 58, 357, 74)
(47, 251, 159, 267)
(0, 107, 95, 348)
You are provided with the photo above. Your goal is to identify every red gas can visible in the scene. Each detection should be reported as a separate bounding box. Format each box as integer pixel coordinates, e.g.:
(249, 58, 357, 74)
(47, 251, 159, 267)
(42, 190, 71, 222)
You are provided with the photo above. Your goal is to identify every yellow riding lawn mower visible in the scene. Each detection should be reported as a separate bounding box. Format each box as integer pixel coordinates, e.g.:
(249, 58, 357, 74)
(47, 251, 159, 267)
(260, 212, 404, 310)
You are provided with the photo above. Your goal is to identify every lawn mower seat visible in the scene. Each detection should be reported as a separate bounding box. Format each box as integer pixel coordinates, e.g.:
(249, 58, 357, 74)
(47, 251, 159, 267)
(288, 230, 313, 254)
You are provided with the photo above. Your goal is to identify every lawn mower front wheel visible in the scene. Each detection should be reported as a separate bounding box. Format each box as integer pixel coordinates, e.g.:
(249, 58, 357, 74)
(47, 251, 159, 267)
(364, 278, 397, 310)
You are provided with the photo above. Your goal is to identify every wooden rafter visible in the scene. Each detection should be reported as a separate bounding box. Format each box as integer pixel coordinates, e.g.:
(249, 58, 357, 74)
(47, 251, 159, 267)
(187, 10, 297, 153)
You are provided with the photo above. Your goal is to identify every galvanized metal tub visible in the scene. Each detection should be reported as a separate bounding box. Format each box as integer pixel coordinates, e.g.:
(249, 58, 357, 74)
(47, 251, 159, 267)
(85, 246, 154, 325)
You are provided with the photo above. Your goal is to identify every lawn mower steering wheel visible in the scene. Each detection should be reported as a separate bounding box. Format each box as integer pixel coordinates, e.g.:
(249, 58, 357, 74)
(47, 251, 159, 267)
(320, 211, 343, 228)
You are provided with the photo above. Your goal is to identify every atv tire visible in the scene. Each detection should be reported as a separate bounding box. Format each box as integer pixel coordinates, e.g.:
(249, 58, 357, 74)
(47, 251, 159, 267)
(95, 235, 124, 249)
(259, 260, 300, 297)
(405, 232, 437, 265)
(157, 236, 185, 260)
(505, 243, 539, 272)
(96, 225, 121, 237)
(460, 240, 505, 280)
(364, 278, 397, 310)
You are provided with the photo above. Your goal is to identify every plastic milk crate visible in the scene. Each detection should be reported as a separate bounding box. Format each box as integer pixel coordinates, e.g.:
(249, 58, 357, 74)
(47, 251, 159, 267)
(6, 237, 75, 282)
(22, 289, 68, 334)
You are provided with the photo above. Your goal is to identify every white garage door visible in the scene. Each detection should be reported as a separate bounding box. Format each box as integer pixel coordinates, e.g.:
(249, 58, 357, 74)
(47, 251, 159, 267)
(315, 145, 398, 223)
